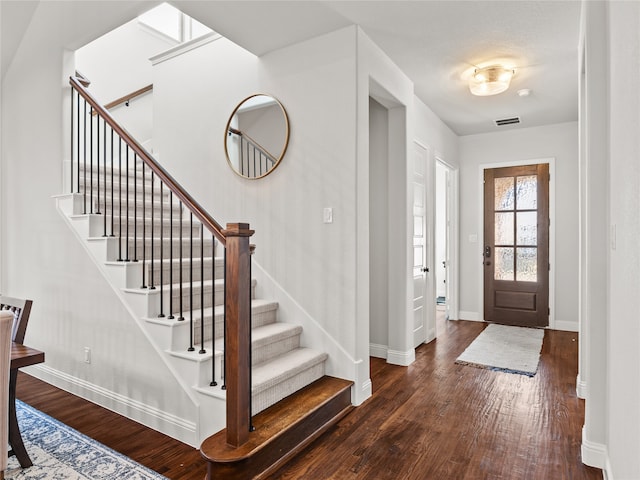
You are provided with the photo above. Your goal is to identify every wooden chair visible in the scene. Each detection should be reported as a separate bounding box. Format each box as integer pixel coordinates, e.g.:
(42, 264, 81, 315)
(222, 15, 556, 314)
(0, 296, 33, 344)
(0, 296, 34, 469)
(0, 310, 14, 480)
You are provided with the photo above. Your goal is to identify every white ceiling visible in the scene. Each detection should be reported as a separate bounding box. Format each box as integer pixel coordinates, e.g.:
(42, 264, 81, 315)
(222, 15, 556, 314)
(1, 1, 582, 137)
(175, 0, 582, 136)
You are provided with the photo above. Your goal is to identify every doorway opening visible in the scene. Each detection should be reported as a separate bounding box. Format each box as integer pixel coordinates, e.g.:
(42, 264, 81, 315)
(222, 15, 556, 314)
(435, 160, 450, 330)
(368, 96, 390, 359)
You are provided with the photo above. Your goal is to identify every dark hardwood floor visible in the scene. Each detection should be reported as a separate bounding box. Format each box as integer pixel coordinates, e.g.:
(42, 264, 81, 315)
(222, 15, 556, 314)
(16, 312, 602, 479)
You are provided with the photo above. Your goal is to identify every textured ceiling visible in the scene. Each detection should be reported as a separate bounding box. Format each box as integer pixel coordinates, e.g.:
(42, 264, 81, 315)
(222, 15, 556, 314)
(1, 1, 582, 136)
(176, 0, 582, 136)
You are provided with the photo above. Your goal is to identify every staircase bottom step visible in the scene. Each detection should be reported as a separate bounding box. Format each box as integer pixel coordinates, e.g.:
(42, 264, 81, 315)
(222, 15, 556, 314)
(200, 376, 353, 480)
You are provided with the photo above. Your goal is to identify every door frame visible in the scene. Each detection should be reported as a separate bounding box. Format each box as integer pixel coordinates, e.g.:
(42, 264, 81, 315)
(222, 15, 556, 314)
(436, 157, 460, 322)
(478, 158, 556, 328)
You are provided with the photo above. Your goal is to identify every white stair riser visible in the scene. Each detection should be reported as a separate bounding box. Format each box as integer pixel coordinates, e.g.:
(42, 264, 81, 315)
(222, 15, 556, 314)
(148, 258, 223, 287)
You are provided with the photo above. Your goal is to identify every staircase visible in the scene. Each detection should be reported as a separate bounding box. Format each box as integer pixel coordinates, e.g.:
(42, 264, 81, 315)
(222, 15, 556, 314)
(58, 75, 353, 477)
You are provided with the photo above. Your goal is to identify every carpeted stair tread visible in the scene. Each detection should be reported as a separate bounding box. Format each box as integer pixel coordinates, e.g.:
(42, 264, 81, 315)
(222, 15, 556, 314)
(252, 348, 328, 396)
(252, 323, 302, 348)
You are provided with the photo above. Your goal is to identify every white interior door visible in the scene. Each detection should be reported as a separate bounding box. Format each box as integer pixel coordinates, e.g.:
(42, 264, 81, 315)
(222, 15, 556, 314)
(413, 142, 428, 347)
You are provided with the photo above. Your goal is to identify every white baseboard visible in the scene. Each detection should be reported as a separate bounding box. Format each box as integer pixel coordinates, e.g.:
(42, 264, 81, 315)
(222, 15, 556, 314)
(369, 343, 388, 359)
(553, 319, 579, 332)
(353, 378, 372, 406)
(387, 348, 416, 366)
(604, 457, 613, 480)
(581, 426, 608, 470)
(28, 364, 197, 446)
(459, 311, 481, 321)
(576, 374, 587, 399)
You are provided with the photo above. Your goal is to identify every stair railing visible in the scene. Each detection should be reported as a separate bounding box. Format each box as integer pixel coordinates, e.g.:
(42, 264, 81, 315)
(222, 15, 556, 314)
(69, 75, 254, 447)
(227, 127, 277, 178)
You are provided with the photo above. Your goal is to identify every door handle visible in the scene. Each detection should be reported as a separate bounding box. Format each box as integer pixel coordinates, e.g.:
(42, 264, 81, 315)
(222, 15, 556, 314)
(484, 246, 492, 258)
(422, 267, 429, 273)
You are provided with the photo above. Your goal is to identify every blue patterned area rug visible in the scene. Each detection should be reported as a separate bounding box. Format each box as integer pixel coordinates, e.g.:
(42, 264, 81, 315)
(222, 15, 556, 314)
(5, 400, 168, 479)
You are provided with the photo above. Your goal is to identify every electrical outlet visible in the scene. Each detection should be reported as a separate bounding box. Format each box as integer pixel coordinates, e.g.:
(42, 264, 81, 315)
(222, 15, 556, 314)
(84, 347, 91, 364)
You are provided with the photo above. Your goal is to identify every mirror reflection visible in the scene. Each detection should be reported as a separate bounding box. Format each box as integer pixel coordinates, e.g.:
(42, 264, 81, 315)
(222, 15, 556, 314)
(224, 94, 289, 179)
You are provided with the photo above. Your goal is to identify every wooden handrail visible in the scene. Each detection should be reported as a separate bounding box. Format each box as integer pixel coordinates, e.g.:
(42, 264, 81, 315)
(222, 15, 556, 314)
(228, 127, 277, 165)
(75, 70, 91, 87)
(93, 84, 153, 115)
(70, 75, 227, 246)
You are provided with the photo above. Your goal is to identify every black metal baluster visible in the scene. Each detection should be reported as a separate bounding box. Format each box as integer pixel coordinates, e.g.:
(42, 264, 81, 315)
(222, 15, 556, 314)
(83, 100, 87, 214)
(110, 129, 114, 237)
(141, 163, 147, 288)
(222, 247, 227, 390)
(210, 232, 217, 387)
(149, 171, 155, 289)
(159, 182, 165, 318)
(249, 252, 254, 432)
(70, 88, 74, 194)
(188, 212, 194, 352)
(199, 226, 205, 354)
(168, 192, 174, 320)
(178, 204, 184, 321)
(76, 90, 80, 194)
(117, 138, 123, 261)
(133, 154, 138, 262)
(125, 146, 130, 261)
(89, 108, 93, 214)
(96, 115, 101, 215)
(102, 117, 107, 236)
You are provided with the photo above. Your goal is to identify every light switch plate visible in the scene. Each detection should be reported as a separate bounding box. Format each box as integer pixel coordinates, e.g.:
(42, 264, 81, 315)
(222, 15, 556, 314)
(323, 207, 333, 224)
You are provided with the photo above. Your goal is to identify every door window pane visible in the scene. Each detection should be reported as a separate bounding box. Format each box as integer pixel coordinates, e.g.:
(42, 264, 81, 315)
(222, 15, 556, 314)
(495, 247, 514, 281)
(495, 212, 514, 245)
(494, 177, 515, 210)
(516, 247, 537, 282)
(516, 175, 537, 209)
(516, 211, 537, 245)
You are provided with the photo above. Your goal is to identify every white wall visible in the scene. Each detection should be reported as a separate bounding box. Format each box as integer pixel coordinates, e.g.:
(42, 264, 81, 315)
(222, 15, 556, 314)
(1, 1, 198, 445)
(152, 27, 367, 396)
(605, 2, 640, 478)
(76, 16, 176, 143)
(458, 122, 579, 331)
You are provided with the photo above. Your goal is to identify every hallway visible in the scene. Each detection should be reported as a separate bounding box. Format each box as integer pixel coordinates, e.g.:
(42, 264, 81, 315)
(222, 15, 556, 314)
(17, 315, 600, 479)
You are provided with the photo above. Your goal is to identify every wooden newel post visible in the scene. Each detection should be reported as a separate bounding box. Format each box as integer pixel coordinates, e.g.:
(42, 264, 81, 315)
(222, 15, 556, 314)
(223, 222, 255, 448)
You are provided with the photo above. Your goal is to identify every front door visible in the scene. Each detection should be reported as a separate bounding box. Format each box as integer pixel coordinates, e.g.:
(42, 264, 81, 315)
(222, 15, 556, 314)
(483, 164, 549, 327)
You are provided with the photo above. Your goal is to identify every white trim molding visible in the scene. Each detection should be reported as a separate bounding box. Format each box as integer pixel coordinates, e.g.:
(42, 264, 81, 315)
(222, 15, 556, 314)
(150, 32, 222, 66)
(29, 364, 197, 445)
(459, 311, 481, 321)
(553, 320, 579, 332)
(387, 348, 416, 366)
(576, 374, 587, 399)
(581, 426, 608, 470)
(369, 343, 388, 359)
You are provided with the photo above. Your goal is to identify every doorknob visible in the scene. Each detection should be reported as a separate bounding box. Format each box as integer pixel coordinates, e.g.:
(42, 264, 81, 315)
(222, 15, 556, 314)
(422, 267, 429, 273)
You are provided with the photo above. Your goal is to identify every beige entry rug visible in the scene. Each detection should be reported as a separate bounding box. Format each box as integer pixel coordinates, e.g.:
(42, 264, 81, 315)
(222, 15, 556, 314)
(455, 324, 544, 377)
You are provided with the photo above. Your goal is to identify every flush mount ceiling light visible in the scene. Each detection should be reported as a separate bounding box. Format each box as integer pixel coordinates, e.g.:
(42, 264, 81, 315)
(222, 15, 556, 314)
(469, 65, 515, 96)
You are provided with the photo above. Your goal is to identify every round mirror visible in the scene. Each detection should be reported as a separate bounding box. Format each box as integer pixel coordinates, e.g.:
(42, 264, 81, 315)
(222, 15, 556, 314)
(224, 94, 289, 179)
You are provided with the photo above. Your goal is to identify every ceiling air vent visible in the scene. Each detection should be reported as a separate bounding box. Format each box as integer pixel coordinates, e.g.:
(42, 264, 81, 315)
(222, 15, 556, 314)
(495, 116, 520, 126)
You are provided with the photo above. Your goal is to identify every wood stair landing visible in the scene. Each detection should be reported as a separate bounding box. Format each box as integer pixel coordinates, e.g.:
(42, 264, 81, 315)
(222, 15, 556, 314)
(201, 376, 353, 480)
